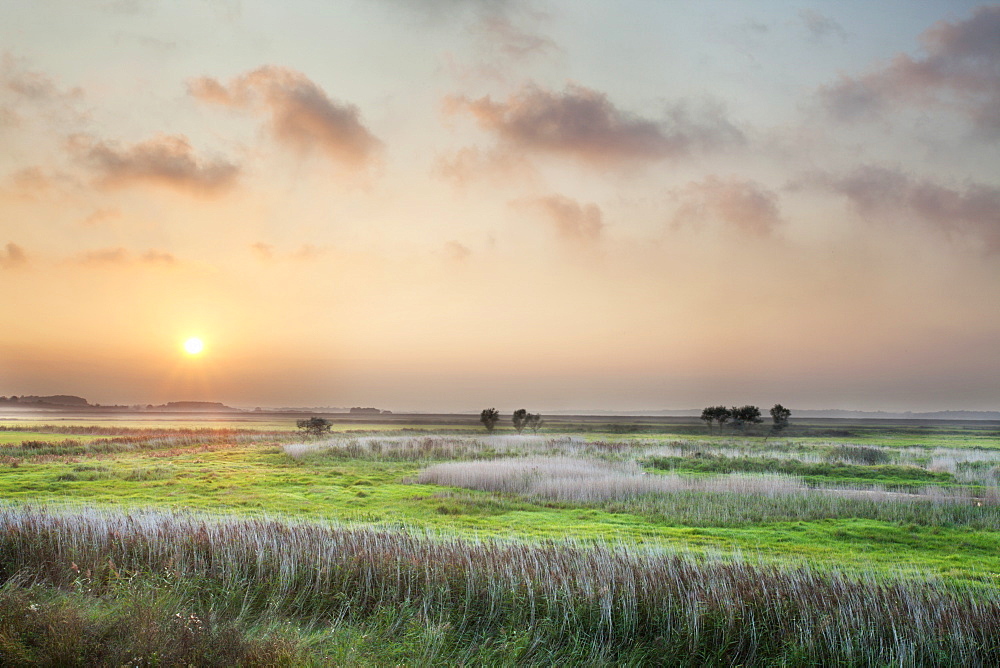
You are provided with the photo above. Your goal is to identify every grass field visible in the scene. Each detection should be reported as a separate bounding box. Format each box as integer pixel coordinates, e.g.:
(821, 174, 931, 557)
(1, 416, 999, 664)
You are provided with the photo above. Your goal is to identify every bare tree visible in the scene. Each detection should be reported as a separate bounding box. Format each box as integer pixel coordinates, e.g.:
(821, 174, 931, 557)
(525, 413, 544, 433)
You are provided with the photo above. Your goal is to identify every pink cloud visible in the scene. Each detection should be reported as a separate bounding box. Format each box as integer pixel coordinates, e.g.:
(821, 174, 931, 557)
(521, 194, 603, 242)
(69, 134, 239, 194)
(672, 176, 783, 236)
(444, 240, 472, 261)
(819, 6, 1000, 134)
(189, 66, 382, 168)
(0, 242, 27, 269)
(447, 84, 742, 166)
(805, 165, 1000, 252)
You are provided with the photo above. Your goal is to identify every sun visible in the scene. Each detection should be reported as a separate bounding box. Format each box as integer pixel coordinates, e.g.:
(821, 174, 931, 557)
(183, 337, 204, 355)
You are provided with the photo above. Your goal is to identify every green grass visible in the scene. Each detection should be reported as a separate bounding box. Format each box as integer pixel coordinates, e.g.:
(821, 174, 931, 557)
(0, 431, 106, 445)
(0, 439, 996, 582)
(1, 419, 999, 662)
(645, 454, 956, 488)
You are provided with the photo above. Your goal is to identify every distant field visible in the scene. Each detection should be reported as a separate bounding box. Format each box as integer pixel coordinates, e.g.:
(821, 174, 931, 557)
(1, 414, 999, 664)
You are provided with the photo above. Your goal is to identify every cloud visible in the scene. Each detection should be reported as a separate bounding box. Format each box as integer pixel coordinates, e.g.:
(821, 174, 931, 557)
(82, 207, 121, 226)
(521, 195, 603, 242)
(672, 176, 783, 237)
(1, 167, 81, 204)
(77, 246, 179, 266)
(0, 54, 85, 129)
(189, 66, 382, 168)
(444, 240, 472, 261)
(799, 9, 848, 43)
(457, 10, 559, 81)
(476, 13, 556, 61)
(140, 250, 177, 264)
(433, 146, 536, 187)
(804, 165, 1000, 253)
(78, 247, 129, 265)
(68, 134, 239, 194)
(292, 244, 325, 260)
(6, 167, 53, 199)
(818, 5, 1000, 133)
(1, 53, 82, 102)
(250, 242, 326, 261)
(446, 84, 742, 165)
(0, 242, 27, 269)
(251, 242, 274, 261)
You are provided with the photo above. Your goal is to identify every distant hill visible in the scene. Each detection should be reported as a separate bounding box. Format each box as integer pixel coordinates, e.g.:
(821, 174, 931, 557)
(0, 395, 91, 407)
(154, 401, 240, 412)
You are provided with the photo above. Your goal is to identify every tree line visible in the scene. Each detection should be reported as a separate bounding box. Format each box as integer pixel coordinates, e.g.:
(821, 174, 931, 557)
(480, 408, 544, 434)
(700, 404, 791, 436)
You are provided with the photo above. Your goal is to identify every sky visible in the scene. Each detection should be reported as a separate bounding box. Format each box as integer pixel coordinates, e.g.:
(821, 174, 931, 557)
(1, 0, 999, 412)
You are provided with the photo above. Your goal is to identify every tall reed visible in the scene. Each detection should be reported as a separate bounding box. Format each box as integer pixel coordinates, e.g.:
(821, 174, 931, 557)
(0, 504, 998, 665)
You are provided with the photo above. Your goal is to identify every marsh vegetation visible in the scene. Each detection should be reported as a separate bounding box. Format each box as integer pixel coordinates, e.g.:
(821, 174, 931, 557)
(0, 418, 999, 663)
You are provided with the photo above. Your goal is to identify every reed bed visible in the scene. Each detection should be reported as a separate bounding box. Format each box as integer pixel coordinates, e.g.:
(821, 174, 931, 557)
(1, 504, 999, 665)
(283, 434, 596, 462)
(416, 456, 1000, 529)
(417, 456, 810, 501)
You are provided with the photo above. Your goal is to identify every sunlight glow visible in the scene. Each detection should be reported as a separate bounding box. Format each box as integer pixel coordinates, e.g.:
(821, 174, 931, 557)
(183, 337, 204, 355)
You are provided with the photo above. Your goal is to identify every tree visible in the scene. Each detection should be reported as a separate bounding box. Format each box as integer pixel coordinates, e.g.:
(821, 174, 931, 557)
(480, 408, 500, 433)
(296, 416, 332, 437)
(700, 407, 715, 432)
(512, 408, 528, 434)
(525, 413, 544, 433)
(701, 406, 731, 431)
(730, 405, 762, 431)
(768, 404, 791, 440)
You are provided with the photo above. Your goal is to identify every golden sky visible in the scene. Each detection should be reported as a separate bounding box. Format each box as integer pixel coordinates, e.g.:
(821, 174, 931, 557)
(2, 1, 999, 412)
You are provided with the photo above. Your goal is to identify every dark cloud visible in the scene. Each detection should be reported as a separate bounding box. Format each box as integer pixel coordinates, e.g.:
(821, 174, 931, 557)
(446, 84, 742, 165)
(799, 9, 848, 43)
(0, 242, 27, 269)
(818, 6, 1000, 133)
(522, 195, 603, 242)
(189, 66, 382, 168)
(672, 176, 782, 237)
(69, 134, 239, 194)
(804, 165, 1000, 253)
